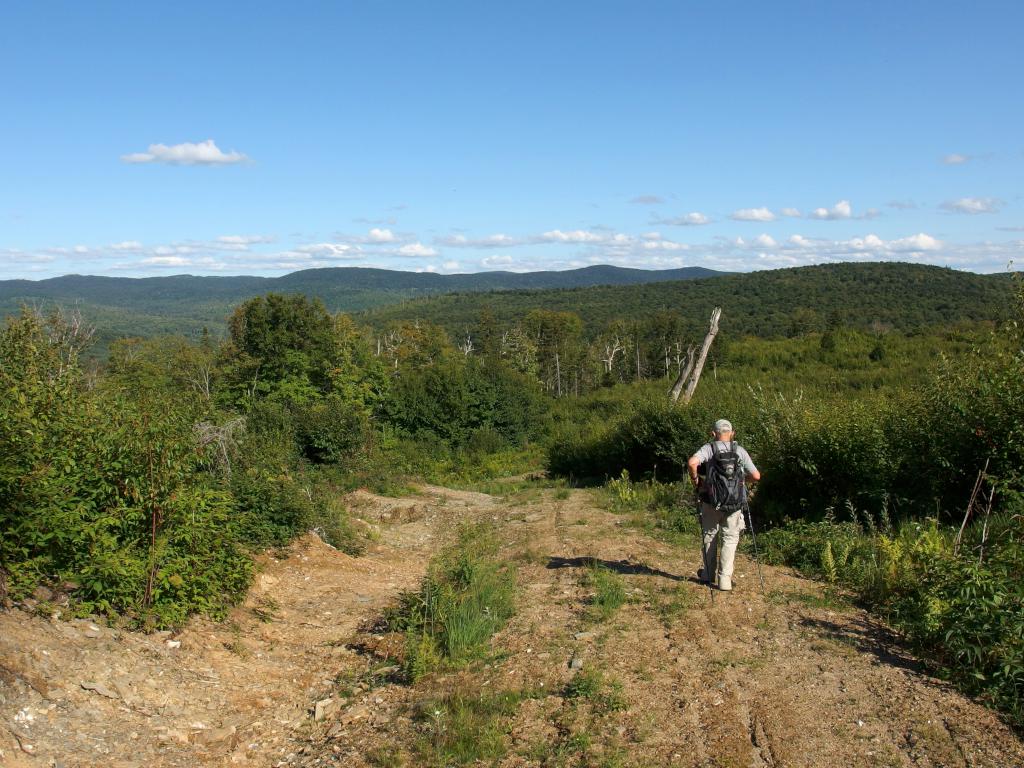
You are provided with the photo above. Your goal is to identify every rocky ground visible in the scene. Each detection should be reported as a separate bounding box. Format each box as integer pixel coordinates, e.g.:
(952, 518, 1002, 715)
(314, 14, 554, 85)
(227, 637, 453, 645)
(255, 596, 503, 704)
(2, 483, 1021, 767)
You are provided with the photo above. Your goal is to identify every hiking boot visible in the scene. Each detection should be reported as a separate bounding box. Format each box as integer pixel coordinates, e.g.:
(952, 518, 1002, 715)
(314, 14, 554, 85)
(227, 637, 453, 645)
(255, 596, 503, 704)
(717, 574, 733, 591)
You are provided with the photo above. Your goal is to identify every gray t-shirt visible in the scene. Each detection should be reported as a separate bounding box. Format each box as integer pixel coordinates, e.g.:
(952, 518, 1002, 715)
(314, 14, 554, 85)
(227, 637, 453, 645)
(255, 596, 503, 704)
(691, 441, 758, 475)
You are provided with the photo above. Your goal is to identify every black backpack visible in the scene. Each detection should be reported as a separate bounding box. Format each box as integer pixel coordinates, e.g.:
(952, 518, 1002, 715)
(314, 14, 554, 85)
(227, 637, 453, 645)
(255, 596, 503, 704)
(703, 441, 746, 513)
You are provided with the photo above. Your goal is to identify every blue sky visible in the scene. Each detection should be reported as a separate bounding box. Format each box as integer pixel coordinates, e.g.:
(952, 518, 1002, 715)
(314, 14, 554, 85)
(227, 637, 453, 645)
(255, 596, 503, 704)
(1, 1, 1022, 279)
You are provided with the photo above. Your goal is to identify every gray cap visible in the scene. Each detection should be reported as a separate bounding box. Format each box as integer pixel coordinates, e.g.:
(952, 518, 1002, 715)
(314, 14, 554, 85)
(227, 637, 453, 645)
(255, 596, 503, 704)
(713, 418, 734, 434)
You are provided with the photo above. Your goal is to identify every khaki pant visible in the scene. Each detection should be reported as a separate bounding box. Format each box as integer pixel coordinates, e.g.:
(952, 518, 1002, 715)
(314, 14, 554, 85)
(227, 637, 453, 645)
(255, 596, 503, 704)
(700, 502, 745, 582)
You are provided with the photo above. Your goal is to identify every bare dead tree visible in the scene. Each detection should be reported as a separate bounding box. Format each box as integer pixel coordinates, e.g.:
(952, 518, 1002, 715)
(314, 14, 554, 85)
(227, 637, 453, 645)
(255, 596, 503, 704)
(459, 332, 475, 356)
(668, 308, 722, 404)
(194, 418, 247, 478)
(600, 335, 623, 374)
(668, 344, 696, 403)
(955, 459, 989, 556)
(187, 362, 214, 402)
(682, 307, 721, 404)
(29, 305, 96, 382)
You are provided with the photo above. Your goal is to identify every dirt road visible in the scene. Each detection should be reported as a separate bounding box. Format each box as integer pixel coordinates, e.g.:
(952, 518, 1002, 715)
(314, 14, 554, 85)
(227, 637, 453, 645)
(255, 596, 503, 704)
(1, 484, 1020, 767)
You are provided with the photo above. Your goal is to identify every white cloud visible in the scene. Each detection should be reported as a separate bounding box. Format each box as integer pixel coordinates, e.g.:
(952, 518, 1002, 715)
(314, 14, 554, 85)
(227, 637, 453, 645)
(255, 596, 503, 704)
(629, 195, 665, 204)
(121, 139, 249, 166)
(436, 233, 521, 248)
(940, 197, 1003, 214)
(217, 234, 275, 245)
(368, 228, 397, 243)
(887, 200, 917, 210)
(110, 241, 144, 251)
(442, 260, 460, 271)
(140, 256, 192, 267)
(809, 200, 852, 220)
(294, 243, 360, 258)
(754, 234, 777, 248)
(398, 242, 438, 257)
(780, 207, 801, 217)
(481, 255, 515, 268)
(539, 229, 605, 243)
(653, 212, 710, 226)
(889, 233, 942, 251)
(730, 207, 776, 222)
(788, 234, 814, 247)
(943, 153, 970, 165)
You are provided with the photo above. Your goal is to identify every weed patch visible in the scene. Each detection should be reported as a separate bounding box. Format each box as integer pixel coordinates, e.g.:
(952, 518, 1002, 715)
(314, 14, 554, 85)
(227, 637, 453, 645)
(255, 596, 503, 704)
(414, 687, 537, 767)
(385, 523, 516, 680)
(581, 564, 626, 622)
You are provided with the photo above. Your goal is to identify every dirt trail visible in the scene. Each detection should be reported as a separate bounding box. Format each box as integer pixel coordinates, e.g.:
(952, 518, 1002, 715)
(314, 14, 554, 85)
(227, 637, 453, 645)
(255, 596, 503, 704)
(2, 485, 1022, 767)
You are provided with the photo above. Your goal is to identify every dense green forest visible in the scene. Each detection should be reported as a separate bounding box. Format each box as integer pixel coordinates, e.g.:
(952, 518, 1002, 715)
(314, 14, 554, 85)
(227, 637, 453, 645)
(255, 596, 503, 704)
(1, 263, 1021, 726)
(0, 264, 722, 350)
(363, 262, 1013, 338)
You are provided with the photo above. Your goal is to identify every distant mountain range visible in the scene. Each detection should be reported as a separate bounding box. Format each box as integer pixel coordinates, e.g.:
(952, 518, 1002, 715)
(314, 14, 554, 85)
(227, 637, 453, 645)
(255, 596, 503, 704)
(0, 262, 1012, 353)
(0, 265, 725, 345)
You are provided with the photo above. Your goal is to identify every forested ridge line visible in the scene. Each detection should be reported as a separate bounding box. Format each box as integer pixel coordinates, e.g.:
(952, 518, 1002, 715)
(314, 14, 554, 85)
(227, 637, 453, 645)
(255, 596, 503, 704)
(0, 262, 1011, 358)
(360, 261, 1013, 338)
(0, 264, 723, 350)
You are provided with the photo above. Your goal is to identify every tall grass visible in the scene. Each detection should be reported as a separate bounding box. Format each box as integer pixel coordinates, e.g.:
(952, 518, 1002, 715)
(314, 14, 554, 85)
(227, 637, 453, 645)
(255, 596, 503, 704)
(386, 523, 516, 680)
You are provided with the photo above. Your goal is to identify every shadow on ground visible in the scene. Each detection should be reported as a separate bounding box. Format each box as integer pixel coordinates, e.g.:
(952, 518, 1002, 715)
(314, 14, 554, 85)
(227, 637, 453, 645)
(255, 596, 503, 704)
(546, 555, 689, 582)
(799, 615, 927, 674)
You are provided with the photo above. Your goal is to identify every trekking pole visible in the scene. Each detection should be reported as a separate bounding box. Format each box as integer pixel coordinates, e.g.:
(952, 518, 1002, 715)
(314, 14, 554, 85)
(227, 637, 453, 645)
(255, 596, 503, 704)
(743, 499, 767, 595)
(694, 494, 716, 605)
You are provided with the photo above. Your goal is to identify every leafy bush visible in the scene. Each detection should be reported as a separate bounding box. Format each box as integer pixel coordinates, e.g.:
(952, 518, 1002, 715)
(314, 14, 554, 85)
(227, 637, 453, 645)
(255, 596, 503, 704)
(0, 310, 253, 626)
(759, 506, 1024, 729)
(382, 357, 545, 447)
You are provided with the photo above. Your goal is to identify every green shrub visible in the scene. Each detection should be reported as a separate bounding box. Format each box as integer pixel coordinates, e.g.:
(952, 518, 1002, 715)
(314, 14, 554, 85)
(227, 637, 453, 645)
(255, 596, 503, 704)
(760, 508, 1024, 730)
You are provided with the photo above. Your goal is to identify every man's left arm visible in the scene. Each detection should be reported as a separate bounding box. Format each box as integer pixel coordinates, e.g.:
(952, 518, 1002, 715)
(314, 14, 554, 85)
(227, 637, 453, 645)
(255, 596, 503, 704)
(739, 447, 761, 482)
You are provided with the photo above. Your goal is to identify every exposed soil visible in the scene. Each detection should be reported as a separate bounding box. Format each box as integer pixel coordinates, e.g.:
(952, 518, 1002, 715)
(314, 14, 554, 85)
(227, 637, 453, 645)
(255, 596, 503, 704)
(2, 484, 1021, 767)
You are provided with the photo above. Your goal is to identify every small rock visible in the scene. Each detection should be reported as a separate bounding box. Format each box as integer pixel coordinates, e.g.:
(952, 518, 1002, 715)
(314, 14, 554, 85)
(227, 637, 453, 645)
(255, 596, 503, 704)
(80, 681, 119, 699)
(166, 640, 181, 649)
(32, 585, 54, 602)
(574, 631, 597, 641)
(83, 625, 102, 639)
(158, 728, 190, 745)
(569, 656, 584, 671)
(314, 698, 338, 722)
(194, 725, 237, 748)
(340, 705, 369, 725)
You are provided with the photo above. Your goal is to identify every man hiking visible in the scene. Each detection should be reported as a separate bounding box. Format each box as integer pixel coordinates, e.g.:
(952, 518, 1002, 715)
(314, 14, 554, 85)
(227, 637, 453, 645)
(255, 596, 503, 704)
(687, 418, 761, 591)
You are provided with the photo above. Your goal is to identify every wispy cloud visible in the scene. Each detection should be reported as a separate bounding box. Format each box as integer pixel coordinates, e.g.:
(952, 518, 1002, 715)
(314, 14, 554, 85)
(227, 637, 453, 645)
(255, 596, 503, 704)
(293, 243, 361, 258)
(730, 207, 776, 222)
(942, 153, 971, 165)
(110, 240, 145, 251)
(436, 233, 521, 248)
(629, 195, 665, 204)
(121, 139, 249, 166)
(887, 199, 917, 210)
(780, 207, 801, 218)
(940, 197, 1003, 215)
(651, 212, 710, 226)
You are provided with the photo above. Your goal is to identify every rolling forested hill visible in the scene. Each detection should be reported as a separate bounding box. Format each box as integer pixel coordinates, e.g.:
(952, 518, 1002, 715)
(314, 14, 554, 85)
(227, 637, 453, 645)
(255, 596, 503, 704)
(0, 262, 1012, 352)
(0, 265, 723, 347)
(361, 262, 1014, 338)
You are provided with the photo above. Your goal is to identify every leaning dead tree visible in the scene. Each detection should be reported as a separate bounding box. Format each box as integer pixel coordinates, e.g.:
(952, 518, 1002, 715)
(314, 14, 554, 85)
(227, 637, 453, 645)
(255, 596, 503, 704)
(668, 307, 721, 405)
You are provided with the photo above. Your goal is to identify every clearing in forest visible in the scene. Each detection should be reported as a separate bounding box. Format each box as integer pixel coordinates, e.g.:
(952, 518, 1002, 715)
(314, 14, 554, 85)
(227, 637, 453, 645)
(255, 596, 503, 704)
(1, 483, 1021, 767)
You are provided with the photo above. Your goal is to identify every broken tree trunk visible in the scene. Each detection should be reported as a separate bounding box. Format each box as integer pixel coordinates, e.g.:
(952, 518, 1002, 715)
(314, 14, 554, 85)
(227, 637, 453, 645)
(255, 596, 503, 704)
(681, 307, 722, 405)
(668, 344, 697, 403)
